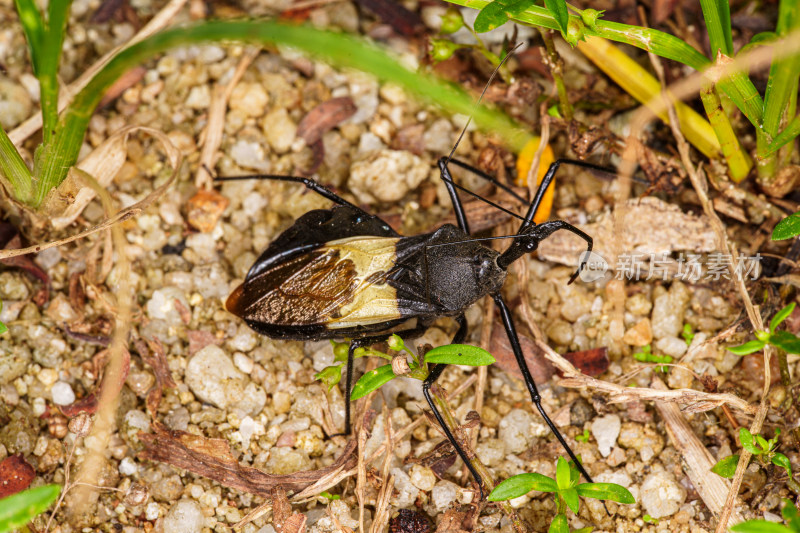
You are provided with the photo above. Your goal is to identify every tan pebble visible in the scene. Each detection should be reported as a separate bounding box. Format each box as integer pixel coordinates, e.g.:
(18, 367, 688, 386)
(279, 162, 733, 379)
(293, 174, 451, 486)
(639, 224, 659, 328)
(623, 318, 653, 346)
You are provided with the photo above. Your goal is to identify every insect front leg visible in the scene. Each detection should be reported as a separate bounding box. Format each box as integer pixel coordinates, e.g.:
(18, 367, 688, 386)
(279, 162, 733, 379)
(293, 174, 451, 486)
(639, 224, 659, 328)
(492, 294, 596, 485)
(420, 315, 486, 500)
(215, 173, 359, 208)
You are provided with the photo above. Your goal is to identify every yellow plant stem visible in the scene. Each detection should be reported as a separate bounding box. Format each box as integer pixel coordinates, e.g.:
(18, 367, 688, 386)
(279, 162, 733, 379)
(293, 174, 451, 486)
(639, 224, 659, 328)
(577, 36, 750, 177)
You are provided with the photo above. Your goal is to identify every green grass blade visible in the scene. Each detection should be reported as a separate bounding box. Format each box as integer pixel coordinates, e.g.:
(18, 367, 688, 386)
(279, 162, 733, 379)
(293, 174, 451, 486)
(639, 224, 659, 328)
(731, 521, 794, 533)
(770, 303, 795, 332)
(699, 0, 733, 55)
(764, 114, 800, 158)
(13, 0, 44, 75)
(0, 126, 33, 203)
(0, 484, 61, 533)
(37, 0, 72, 144)
(36, 20, 532, 208)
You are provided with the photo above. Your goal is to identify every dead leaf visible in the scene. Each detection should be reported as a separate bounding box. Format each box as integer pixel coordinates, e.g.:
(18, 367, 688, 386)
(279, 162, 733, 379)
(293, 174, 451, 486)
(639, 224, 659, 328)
(297, 97, 356, 146)
(490, 324, 555, 384)
(0, 454, 35, 499)
(59, 348, 131, 417)
(139, 422, 358, 495)
(134, 338, 176, 415)
(434, 506, 474, 533)
(561, 347, 609, 377)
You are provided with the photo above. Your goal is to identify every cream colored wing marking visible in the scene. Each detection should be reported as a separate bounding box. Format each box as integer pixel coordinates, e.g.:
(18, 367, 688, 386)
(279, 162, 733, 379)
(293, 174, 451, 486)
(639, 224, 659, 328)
(323, 236, 403, 329)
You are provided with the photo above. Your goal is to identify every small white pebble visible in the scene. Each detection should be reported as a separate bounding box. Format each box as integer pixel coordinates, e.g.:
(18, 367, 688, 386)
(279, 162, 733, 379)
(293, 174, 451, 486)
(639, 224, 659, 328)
(145, 502, 161, 520)
(51, 382, 75, 405)
(591, 414, 621, 457)
(233, 353, 254, 374)
(37, 368, 58, 387)
(119, 457, 138, 475)
(32, 397, 46, 416)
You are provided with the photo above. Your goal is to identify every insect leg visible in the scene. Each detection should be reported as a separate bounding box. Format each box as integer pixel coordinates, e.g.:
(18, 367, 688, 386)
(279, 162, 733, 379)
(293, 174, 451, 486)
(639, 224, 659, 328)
(521, 159, 615, 230)
(437, 159, 471, 234)
(493, 294, 595, 484)
(215, 173, 359, 209)
(421, 315, 486, 499)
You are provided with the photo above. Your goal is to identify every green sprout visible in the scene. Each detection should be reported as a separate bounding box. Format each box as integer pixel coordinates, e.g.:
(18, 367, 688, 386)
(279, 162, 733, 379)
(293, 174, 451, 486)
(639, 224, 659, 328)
(575, 429, 591, 443)
(633, 345, 673, 373)
(682, 324, 695, 346)
(712, 428, 799, 493)
(642, 514, 659, 525)
(489, 457, 634, 532)
(728, 303, 800, 356)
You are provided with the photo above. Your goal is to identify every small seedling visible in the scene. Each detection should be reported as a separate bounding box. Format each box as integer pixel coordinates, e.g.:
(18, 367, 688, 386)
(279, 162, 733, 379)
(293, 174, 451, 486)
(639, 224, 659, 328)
(642, 514, 659, 525)
(728, 303, 800, 356)
(712, 428, 797, 492)
(774, 211, 800, 241)
(319, 491, 340, 501)
(682, 324, 695, 346)
(575, 429, 591, 443)
(633, 345, 672, 373)
(489, 456, 634, 532)
(0, 484, 60, 533)
(731, 498, 800, 533)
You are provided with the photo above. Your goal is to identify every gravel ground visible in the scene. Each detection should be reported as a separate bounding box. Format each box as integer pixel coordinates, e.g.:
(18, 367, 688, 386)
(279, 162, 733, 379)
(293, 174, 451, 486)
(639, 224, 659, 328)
(0, 1, 794, 532)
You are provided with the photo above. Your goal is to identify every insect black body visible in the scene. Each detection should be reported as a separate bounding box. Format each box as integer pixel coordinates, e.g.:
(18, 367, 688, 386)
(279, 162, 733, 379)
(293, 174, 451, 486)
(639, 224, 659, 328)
(222, 157, 604, 496)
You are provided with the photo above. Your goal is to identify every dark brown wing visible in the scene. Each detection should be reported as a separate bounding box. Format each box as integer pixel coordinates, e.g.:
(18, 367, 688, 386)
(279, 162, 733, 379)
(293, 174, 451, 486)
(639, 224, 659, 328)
(227, 248, 361, 326)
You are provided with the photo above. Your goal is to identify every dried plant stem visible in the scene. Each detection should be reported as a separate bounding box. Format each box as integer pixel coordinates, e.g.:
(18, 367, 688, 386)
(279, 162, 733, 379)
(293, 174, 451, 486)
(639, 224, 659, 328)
(65, 172, 134, 520)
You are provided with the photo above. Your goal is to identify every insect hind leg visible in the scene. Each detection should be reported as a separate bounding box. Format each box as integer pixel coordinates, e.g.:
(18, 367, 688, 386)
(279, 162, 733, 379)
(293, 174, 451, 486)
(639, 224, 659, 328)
(214, 172, 358, 209)
(421, 315, 486, 500)
(493, 294, 596, 485)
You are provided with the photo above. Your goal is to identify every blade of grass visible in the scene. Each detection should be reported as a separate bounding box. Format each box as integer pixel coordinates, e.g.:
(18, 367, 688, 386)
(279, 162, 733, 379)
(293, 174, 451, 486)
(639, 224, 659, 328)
(37, 0, 73, 144)
(35, 20, 533, 207)
(757, 0, 800, 179)
(13, 0, 44, 75)
(762, 113, 800, 158)
(700, 0, 733, 56)
(0, 126, 33, 203)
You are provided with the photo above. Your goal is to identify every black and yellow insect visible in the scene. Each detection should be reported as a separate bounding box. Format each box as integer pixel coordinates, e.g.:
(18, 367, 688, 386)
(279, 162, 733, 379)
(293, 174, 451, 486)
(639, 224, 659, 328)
(222, 156, 604, 495)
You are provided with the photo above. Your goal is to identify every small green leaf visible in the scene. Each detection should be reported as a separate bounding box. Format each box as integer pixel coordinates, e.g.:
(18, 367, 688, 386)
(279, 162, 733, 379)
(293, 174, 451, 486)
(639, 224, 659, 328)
(473, 0, 537, 33)
(731, 521, 794, 533)
(773, 211, 800, 241)
(544, 0, 569, 35)
(769, 331, 800, 354)
(728, 339, 766, 355)
(575, 429, 590, 443)
(711, 455, 740, 478)
(740, 428, 761, 455)
(350, 364, 396, 401)
(756, 435, 770, 452)
(319, 491, 340, 500)
(548, 514, 569, 533)
(489, 473, 558, 501)
(561, 487, 580, 514)
(576, 483, 635, 504)
(0, 322, 7, 336)
(424, 344, 495, 366)
(563, 17, 586, 46)
(387, 334, 405, 351)
(770, 303, 796, 332)
(0, 484, 61, 533)
(772, 453, 792, 477)
(314, 365, 343, 391)
(556, 456, 571, 490)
